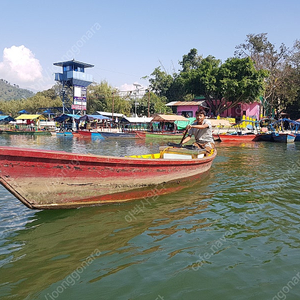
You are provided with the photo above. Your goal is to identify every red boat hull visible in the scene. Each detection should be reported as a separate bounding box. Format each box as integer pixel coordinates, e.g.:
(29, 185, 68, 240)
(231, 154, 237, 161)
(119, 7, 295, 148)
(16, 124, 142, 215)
(0, 146, 216, 209)
(219, 134, 257, 142)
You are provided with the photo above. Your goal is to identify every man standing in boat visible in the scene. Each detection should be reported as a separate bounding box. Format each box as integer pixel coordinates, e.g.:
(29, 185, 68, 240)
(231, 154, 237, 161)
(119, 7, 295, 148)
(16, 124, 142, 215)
(180, 109, 215, 153)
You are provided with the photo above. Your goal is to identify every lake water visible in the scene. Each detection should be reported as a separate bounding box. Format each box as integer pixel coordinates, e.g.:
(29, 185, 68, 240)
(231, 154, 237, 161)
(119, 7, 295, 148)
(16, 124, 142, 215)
(1, 135, 300, 300)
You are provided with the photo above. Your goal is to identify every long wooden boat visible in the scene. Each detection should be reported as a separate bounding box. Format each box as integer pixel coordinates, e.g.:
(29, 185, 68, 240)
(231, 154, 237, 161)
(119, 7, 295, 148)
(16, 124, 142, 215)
(138, 131, 184, 140)
(218, 134, 258, 142)
(271, 132, 295, 143)
(0, 130, 51, 136)
(0, 146, 216, 209)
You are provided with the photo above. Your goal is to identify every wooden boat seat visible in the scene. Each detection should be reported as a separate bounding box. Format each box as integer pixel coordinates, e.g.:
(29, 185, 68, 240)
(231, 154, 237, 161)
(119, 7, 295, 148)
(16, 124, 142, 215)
(159, 146, 207, 159)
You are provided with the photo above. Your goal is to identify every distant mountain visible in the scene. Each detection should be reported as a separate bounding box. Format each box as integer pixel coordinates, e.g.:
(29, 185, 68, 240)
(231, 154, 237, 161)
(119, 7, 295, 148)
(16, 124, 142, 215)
(0, 79, 35, 101)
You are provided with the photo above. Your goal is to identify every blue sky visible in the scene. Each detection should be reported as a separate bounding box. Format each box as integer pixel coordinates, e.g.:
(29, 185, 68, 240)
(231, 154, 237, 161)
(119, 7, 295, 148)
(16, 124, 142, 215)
(0, 0, 299, 92)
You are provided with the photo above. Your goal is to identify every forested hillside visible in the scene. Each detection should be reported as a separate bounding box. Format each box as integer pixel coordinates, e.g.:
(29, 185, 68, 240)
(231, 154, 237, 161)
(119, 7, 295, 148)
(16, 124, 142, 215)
(0, 79, 34, 101)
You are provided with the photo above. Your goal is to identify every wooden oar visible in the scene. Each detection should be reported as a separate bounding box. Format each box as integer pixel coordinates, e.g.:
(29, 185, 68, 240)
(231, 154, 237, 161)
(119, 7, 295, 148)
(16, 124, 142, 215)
(167, 129, 189, 148)
(179, 128, 189, 145)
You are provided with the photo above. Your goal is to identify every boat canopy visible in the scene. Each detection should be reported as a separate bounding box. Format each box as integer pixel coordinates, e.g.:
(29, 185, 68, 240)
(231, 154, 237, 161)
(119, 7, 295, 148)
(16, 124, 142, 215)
(272, 118, 300, 125)
(271, 118, 300, 130)
(15, 114, 46, 120)
(151, 114, 188, 123)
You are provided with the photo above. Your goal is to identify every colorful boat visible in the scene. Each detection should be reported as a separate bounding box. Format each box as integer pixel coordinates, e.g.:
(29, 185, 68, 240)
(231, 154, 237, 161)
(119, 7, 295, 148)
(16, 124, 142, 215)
(77, 130, 104, 139)
(271, 132, 295, 143)
(218, 133, 258, 142)
(0, 146, 216, 209)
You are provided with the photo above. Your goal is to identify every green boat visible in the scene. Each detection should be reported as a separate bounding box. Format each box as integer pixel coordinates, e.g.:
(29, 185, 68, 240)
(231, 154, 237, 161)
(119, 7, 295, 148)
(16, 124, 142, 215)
(145, 132, 183, 140)
(0, 130, 51, 136)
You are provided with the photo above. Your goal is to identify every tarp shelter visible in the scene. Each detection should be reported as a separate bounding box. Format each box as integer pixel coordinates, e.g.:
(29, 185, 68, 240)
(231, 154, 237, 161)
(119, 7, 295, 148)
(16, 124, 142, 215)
(87, 115, 112, 121)
(18, 109, 29, 114)
(95, 111, 124, 118)
(175, 118, 195, 130)
(120, 116, 153, 123)
(53, 114, 80, 122)
(15, 114, 46, 120)
(43, 109, 53, 114)
(0, 115, 15, 122)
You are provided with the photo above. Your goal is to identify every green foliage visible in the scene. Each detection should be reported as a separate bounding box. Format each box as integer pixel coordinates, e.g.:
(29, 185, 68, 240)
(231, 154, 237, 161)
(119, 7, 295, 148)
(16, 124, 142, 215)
(133, 92, 172, 116)
(177, 55, 267, 115)
(86, 81, 131, 115)
(0, 86, 62, 117)
(235, 33, 291, 116)
(219, 57, 268, 103)
(179, 48, 203, 72)
(148, 67, 173, 97)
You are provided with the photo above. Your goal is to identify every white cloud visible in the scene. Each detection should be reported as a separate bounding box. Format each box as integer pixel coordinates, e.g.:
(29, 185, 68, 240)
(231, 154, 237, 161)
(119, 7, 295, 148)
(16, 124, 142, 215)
(0, 45, 43, 89)
(119, 82, 148, 92)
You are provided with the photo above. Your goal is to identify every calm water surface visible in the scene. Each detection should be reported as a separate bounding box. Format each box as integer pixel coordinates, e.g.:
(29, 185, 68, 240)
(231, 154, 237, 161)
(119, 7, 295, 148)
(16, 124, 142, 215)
(0, 135, 300, 300)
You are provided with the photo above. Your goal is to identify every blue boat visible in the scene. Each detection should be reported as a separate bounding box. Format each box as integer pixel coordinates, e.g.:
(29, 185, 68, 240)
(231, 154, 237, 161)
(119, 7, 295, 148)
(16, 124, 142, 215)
(271, 132, 295, 143)
(56, 131, 73, 136)
(295, 133, 300, 142)
(254, 133, 273, 142)
(270, 118, 300, 142)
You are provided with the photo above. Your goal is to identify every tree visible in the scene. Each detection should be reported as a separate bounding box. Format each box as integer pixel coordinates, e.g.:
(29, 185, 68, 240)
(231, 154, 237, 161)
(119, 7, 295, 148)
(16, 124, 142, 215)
(216, 57, 268, 114)
(134, 92, 172, 116)
(181, 55, 221, 101)
(180, 56, 267, 115)
(148, 67, 173, 98)
(179, 48, 203, 72)
(285, 40, 300, 118)
(87, 81, 131, 115)
(235, 33, 290, 116)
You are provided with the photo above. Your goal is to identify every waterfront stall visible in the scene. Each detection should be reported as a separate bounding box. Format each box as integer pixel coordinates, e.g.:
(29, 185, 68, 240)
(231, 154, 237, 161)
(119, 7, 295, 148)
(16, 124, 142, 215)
(14, 114, 46, 131)
(150, 114, 189, 133)
(120, 116, 153, 132)
(1, 114, 51, 135)
(53, 114, 81, 131)
(78, 114, 112, 131)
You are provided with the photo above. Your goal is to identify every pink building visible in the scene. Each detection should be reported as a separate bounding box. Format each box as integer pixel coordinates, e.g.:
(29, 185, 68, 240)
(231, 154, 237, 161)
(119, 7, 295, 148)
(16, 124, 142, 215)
(167, 100, 260, 120)
(219, 102, 260, 120)
(166, 100, 207, 118)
